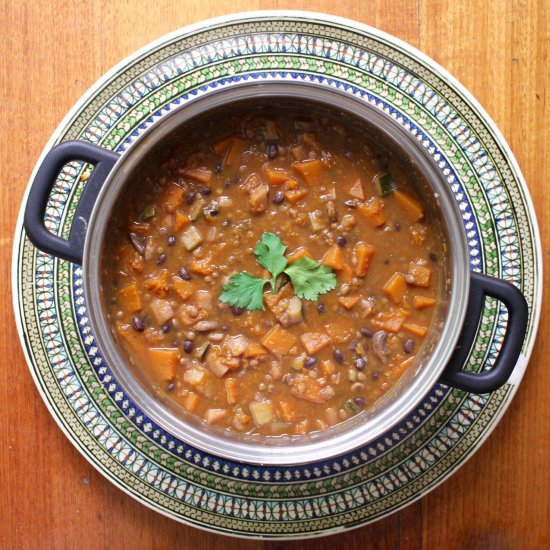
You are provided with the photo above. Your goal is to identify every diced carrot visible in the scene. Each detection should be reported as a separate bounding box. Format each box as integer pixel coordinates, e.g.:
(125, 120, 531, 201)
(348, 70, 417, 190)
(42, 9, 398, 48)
(347, 179, 365, 200)
(189, 254, 214, 276)
(300, 332, 332, 355)
(261, 325, 297, 355)
(292, 159, 324, 186)
(414, 295, 436, 309)
(117, 283, 142, 312)
(264, 283, 293, 312)
(283, 178, 299, 190)
(325, 318, 355, 343)
(212, 134, 235, 155)
(284, 189, 308, 204)
(286, 246, 314, 264)
(162, 183, 185, 213)
(225, 378, 238, 404)
(321, 244, 345, 270)
(147, 348, 180, 382)
(407, 262, 432, 287)
(264, 165, 290, 185)
(358, 197, 385, 227)
(279, 400, 299, 422)
(338, 295, 359, 310)
(383, 272, 408, 304)
(353, 243, 375, 277)
(182, 392, 200, 413)
(394, 190, 424, 221)
(371, 309, 409, 333)
(172, 277, 195, 301)
(289, 374, 332, 403)
(149, 298, 174, 325)
(338, 262, 354, 284)
(182, 167, 212, 184)
(116, 322, 148, 354)
(225, 138, 248, 167)
(402, 322, 428, 337)
(174, 211, 191, 231)
(243, 342, 269, 358)
(144, 270, 170, 297)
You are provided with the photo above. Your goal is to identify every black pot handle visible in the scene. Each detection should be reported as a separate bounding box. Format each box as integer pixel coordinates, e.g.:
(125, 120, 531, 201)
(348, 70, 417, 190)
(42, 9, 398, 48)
(24, 141, 119, 265)
(441, 271, 528, 393)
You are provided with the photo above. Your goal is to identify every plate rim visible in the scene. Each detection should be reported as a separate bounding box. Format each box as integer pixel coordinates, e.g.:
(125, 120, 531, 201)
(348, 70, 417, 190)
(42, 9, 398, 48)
(11, 9, 543, 539)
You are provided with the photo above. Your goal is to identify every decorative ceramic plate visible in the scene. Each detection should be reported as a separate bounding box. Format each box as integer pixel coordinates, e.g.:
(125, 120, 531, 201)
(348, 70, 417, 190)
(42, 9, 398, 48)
(13, 11, 541, 539)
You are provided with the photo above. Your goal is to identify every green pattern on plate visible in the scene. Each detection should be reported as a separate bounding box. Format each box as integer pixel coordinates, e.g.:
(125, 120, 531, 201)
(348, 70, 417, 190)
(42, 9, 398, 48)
(13, 12, 540, 538)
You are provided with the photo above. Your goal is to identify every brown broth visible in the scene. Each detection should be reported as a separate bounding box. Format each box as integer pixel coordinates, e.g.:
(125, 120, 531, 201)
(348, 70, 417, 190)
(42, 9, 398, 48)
(103, 103, 444, 436)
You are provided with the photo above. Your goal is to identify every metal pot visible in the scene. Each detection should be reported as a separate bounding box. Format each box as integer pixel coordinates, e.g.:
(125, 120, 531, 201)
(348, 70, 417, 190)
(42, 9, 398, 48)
(23, 81, 528, 465)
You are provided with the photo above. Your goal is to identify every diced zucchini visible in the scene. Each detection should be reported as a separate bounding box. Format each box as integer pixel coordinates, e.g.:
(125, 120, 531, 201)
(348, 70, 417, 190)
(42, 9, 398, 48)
(188, 197, 205, 221)
(373, 172, 395, 196)
(249, 400, 275, 426)
(180, 226, 203, 251)
(139, 203, 156, 221)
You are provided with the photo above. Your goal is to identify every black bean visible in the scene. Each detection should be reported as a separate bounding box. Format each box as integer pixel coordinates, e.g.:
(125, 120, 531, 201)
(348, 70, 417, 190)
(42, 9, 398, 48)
(215, 164, 223, 174)
(353, 396, 366, 408)
(179, 267, 192, 280)
(157, 253, 167, 265)
(336, 236, 347, 247)
(132, 316, 145, 332)
(266, 142, 279, 159)
(167, 235, 176, 246)
(167, 382, 176, 392)
(349, 339, 359, 352)
(404, 339, 415, 354)
(304, 356, 318, 369)
(355, 357, 367, 371)
(394, 223, 401, 232)
(198, 185, 212, 196)
(231, 306, 245, 316)
(183, 340, 194, 353)
(272, 191, 284, 205)
(171, 341, 179, 347)
(220, 324, 230, 332)
(333, 348, 345, 364)
(429, 252, 438, 262)
(185, 190, 196, 205)
(317, 303, 325, 314)
(360, 328, 373, 338)
(371, 371, 380, 380)
(162, 324, 171, 333)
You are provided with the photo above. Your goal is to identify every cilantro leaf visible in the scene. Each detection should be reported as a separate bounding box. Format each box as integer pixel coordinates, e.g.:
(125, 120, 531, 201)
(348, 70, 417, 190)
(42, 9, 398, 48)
(219, 273, 268, 311)
(254, 232, 288, 291)
(284, 257, 337, 301)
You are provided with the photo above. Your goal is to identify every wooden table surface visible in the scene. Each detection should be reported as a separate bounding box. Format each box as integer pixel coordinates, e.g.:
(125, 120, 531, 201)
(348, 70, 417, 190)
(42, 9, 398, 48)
(1, 1, 548, 548)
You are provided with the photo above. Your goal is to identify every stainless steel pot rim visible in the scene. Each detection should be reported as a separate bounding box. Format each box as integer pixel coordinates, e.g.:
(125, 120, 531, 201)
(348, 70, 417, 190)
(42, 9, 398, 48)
(83, 79, 469, 465)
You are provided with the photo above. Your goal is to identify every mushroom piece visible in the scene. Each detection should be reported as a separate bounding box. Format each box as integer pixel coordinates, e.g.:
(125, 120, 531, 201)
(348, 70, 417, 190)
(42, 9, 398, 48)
(372, 330, 390, 362)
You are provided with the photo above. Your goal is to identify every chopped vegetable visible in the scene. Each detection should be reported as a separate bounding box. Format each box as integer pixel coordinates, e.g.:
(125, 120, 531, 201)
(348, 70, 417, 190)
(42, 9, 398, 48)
(383, 272, 408, 304)
(139, 204, 156, 221)
(172, 277, 195, 301)
(414, 295, 436, 309)
(261, 325, 297, 355)
(373, 172, 395, 196)
(180, 226, 204, 251)
(321, 244, 345, 271)
(394, 190, 424, 221)
(357, 197, 385, 227)
(149, 298, 174, 325)
(347, 179, 365, 200)
(292, 159, 324, 185)
(407, 261, 432, 287)
(300, 331, 332, 355)
(353, 242, 375, 277)
(147, 348, 179, 382)
(117, 283, 142, 312)
(249, 401, 275, 426)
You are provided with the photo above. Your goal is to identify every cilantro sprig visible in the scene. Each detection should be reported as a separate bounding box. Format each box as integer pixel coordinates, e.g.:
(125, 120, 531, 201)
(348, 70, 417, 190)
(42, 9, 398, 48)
(219, 232, 337, 311)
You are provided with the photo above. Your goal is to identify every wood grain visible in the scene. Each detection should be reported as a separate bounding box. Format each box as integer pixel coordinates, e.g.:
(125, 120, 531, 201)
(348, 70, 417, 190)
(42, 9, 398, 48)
(1, 1, 548, 548)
